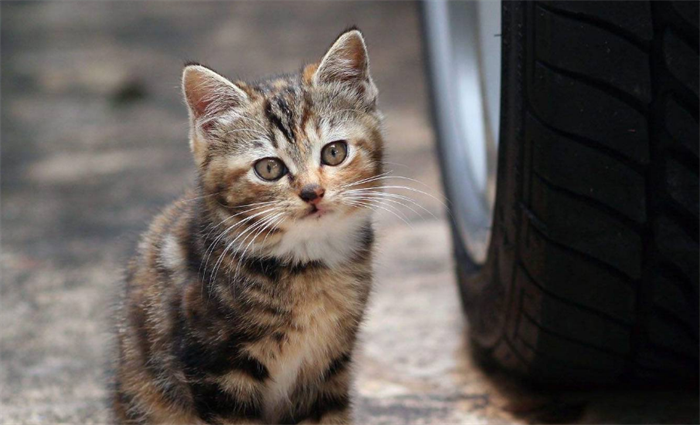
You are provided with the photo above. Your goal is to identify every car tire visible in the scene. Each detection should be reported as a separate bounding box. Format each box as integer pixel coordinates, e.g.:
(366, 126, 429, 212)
(428, 1, 699, 385)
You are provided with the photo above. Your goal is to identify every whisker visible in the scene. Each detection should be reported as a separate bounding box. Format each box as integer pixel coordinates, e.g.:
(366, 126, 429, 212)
(348, 199, 413, 228)
(227, 212, 285, 285)
(201, 200, 279, 240)
(345, 197, 413, 228)
(375, 175, 442, 194)
(347, 184, 449, 209)
(260, 215, 285, 248)
(345, 193, 426, 220)
(341, 172, 449, 209)
(343, 190, 438, 220)
(209, 210, 278, 279)
(381, 161, 411, 169)
(212, 208, 282, 279)
(203, 207, 281, 283)
(231, 212, 284, 282)
(339, 171, 392, 189)
(200, 203, 276, 253)
(345, 195, 414, 218)
(234, 212, 283, 260)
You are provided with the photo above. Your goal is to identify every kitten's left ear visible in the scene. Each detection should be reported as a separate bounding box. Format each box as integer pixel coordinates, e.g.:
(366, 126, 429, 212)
(182, 64, 249, 166)
(182, 64, 248, 122)
(313, 28, 378, 106)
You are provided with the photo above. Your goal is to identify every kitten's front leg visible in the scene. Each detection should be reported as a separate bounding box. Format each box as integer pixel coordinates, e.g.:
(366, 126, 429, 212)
(298, 408, 351, 425)
(299, 355, 354, 425)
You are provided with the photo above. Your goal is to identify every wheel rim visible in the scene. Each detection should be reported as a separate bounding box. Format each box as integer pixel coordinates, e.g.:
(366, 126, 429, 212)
(424, 0, 501, 265)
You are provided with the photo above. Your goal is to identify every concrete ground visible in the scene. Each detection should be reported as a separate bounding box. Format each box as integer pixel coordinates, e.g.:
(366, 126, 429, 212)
(1, 2, 698, 424)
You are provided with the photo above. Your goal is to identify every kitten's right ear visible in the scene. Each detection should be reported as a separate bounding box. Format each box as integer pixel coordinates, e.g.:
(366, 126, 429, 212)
(182, 64, 248, 122)
(311, 28, 377, 107)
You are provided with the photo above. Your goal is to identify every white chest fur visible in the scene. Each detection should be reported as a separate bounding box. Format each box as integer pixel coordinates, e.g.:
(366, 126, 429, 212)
(270, 211, 370, 267)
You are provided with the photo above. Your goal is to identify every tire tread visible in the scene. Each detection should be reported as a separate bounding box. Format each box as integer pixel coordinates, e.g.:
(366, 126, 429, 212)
(482, 1, 697, 384)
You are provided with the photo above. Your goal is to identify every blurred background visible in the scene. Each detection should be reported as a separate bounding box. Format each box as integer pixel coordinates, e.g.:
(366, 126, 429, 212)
(1, 2, 698, 424)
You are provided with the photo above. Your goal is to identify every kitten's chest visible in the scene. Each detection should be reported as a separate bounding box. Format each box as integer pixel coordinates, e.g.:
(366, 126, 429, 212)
(259, 271, 362, 420)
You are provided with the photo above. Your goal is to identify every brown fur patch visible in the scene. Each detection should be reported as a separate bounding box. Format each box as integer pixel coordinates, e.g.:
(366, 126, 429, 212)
(303, 63, 319, 84)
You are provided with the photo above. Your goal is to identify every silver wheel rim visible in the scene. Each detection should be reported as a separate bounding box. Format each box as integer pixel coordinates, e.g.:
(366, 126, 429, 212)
(424, 0, 501, 265)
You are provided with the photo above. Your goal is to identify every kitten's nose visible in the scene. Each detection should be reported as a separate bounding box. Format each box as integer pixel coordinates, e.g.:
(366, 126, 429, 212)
(299, 184, 325, 204)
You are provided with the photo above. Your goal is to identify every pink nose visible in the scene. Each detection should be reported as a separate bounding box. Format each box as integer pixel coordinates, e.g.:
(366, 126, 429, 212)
(299, 184, 325, 204)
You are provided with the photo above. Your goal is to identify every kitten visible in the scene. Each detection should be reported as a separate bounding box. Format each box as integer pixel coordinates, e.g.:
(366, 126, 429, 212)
(112, 28, 383, 425)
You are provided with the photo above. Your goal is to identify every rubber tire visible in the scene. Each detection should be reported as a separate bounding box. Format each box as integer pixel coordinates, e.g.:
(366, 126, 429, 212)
(441, 1, 699, 386)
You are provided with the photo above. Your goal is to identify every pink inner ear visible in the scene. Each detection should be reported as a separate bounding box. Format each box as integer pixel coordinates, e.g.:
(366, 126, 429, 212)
(185, 76, 217, 119)
(344, 37, 367, 72)
(191, 94, 212, 119)
(199, 118, 216, 134)
(184, 89, 201, 118)
(184, 66, 246, 120)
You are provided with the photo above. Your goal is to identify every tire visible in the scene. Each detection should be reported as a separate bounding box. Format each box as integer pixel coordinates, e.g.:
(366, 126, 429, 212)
(429, 1, 700, 386)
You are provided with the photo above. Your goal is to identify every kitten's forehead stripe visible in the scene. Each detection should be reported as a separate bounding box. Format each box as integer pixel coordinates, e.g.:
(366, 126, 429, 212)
(262, 99, 281, 149)
(264, 97, 297, 148)
(256, 78, 324, 170)
(274, 95, 296, 143)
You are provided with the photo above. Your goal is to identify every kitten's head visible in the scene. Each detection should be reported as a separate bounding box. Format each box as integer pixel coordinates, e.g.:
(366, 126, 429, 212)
(182, 29, 383, 261)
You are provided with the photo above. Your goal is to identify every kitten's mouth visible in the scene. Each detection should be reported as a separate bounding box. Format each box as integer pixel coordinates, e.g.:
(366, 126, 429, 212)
(304, 205, 330, 219)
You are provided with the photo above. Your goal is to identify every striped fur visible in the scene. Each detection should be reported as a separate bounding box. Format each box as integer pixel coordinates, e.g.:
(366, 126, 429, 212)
(112, 29, 382, 424)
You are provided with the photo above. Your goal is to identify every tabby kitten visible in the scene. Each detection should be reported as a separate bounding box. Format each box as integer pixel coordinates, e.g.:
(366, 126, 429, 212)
(113, 29, 383, 424)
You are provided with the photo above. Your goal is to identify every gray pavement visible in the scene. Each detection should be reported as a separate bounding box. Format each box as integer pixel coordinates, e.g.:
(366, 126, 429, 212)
(2, 2, 698, 424)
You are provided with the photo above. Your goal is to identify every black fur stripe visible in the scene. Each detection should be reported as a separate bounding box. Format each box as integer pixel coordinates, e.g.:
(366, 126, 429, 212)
(185, 210, 209, 280)
(240, 254, 284, 280)
(189, 381, 261, 422)
(322, 352, 352, 382)
(357, 223, 374, 247)
(265, 98, 295, 143)
(308, 392, 350, 421)
(174, 300, 270, 382)
(178, 330, 270, 381)
(233, 353, 270, 381)
(239, 254, 327, 280)
(278, 392, 350, 424)
(288, 259, 326, 274)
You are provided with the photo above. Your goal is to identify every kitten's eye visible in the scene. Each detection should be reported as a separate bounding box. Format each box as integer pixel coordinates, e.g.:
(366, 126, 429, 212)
(254, 158, 287, 181)
(321, 141, 348, 166)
